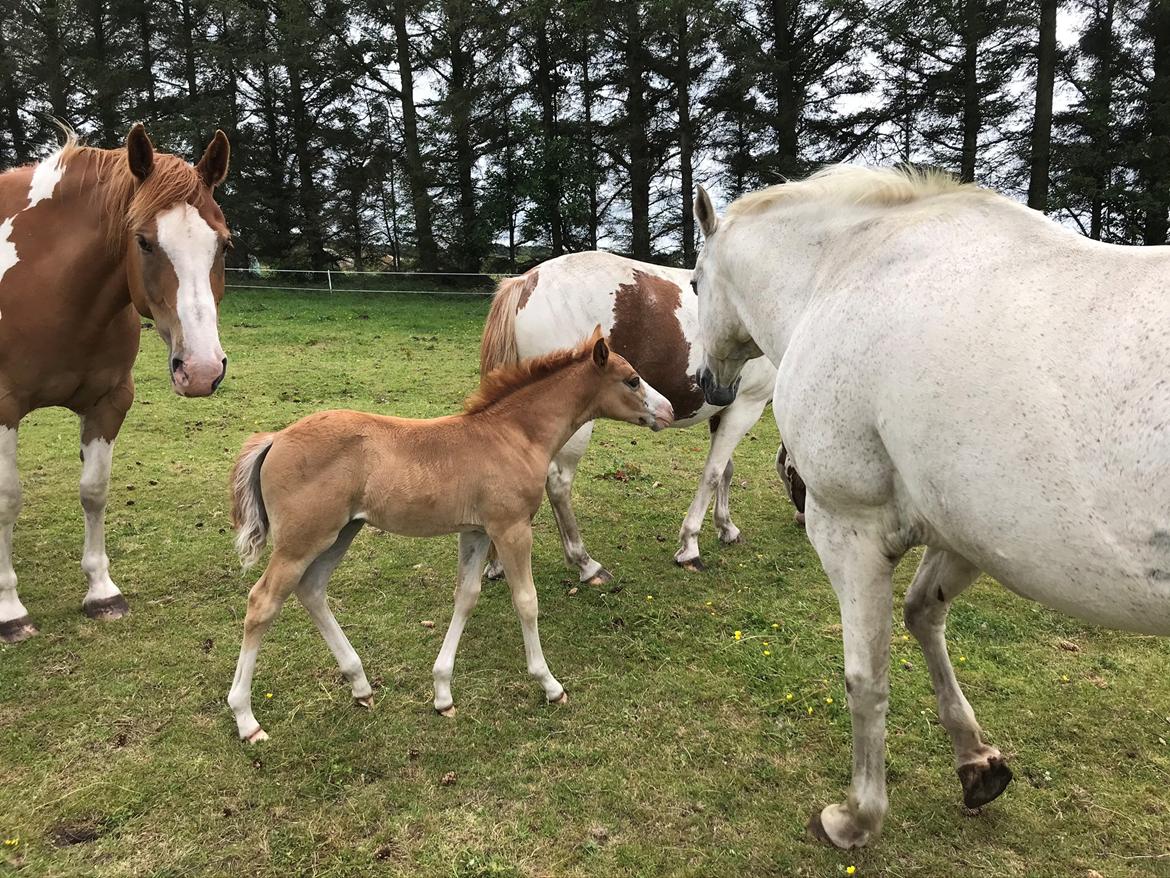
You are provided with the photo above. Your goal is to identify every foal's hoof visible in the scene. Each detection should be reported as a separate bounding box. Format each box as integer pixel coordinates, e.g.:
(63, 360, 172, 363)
(550, 690, 569, 706)
(82, 594, 130, 620)
(0, 615, 38, 643)
(958, 756, 1013, 809)
(244, 727, 269, 744)
(436, 704, 456, 718)
(355, 694, 374, 710)
(585, 568, 613, 587)
(676, 556, 706, 573)
(807, 804, 871, 850)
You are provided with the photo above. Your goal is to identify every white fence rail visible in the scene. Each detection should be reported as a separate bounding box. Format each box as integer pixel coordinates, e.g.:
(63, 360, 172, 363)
(225, 267, 514, 296)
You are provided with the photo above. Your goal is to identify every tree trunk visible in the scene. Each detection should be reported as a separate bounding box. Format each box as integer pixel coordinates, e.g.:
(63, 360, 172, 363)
(625, 5, 651, 259)
(0, 29, 27, 164)
(286, 58, 328, 266)
(179, 0, 202, 148)
(1027, 0, 1057, 211)
(1090, 0, 1115, 240)
(43, 0, 69, 121)
(446, 8, 480, 272)
(90, 0, 118, 144)
(1142, 0, 1170, 244)
(392, 0, 438, 271)
(769, 0, 799, 176)
(582, 30, 599, 250)
(138, 0, 156, 117)
(676, 4, 695, 266)
(960, 0, 983, 183)
(535, 16, 564, 255)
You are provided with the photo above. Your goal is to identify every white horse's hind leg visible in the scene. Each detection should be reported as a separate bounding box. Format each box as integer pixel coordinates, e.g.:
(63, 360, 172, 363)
(675, 396, 765, 571)
(79, 433, 129, 619)
(545, 423, 610, 584)
(0, 426, 34, 643)
(296, 521, 371, 706)
(805, 507, 895, 850)
(433, 529, 492, 715)
(904, 548, 1012, 808)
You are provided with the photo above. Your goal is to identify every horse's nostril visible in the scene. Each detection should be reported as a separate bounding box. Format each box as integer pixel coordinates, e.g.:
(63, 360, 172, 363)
(171, 357, 183, 375)
(212, 358, 228, 392)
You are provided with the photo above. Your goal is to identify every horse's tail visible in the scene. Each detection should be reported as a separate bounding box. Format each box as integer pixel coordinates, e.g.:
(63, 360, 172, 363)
(480, 274, 526, 377)
(231, 432, 275, 569)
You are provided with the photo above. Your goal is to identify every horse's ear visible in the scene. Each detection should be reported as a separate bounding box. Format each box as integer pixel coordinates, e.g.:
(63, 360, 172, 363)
(592, 336, 609, 369)
(126, 123, 154, 181)
(197, 129, 230, 189)
(695, 185, 718, 238)
(587, 323, 604, 344)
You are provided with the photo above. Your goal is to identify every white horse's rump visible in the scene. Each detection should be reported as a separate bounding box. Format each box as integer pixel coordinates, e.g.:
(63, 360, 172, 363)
(692, 166, 1170, 849)
(481, 251, 778, 578)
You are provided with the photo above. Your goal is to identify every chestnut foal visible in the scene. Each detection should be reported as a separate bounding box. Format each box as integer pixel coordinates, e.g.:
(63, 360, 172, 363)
(227, 330, 674, 742)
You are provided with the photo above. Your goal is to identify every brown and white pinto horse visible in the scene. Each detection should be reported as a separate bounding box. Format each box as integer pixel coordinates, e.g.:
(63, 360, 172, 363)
(0, 124, 231, 642)
(480, 252, 778, 581)
(227, 330, 673, 742)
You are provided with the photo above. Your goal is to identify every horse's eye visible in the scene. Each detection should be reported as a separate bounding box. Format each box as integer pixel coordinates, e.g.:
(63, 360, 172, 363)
(137, 234, 153, 253)
(625, 376, 641, 389)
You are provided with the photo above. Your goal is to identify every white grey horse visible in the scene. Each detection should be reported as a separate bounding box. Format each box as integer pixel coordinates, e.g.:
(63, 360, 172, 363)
(692, 166, 1170, 849)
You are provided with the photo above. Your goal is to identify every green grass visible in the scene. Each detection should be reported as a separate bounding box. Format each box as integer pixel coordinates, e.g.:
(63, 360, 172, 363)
(2, 289, 1169, 877)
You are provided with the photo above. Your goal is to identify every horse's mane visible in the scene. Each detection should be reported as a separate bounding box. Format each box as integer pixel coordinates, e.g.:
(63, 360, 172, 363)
(59, 133, 202, 253)
(465, 339, 593, 414)
(724, 164, 988, 221)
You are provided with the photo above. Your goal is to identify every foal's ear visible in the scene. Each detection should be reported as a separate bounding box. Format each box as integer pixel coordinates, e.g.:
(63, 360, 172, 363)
(592, 336, 610, 369)
(695, 185, 718, 238)
(197, 129, 230, 189)
(126, 123, 154, 181)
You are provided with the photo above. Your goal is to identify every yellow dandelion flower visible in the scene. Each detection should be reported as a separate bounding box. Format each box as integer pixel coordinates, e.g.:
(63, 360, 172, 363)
(646, 595, 653, 601)
(763, 650, 771, 656)
(706, 600, 713, 606)
(772, 623, 780, 629)
(807, 706, 814, 715)
(3, 838, 17, 847)
(902, 634, 910, 641)
(958, 656, 966, 663)
(786, 692, 794, 701)
(265, 692, 273, 699)
(846, 867, 857, 876)
(825, 696, 834, 705)
(734, 631, 742, 640)
(1060, 674, 1069, 682)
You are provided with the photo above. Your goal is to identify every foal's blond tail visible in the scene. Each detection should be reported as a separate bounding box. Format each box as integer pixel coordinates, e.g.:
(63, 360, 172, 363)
(231, 432, 275, 569)
(480, 274, 526, 377)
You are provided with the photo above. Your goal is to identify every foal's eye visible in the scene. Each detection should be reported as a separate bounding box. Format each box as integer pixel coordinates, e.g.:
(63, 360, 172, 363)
(136, 234, 153, 253)
(625, 376, 641, 389)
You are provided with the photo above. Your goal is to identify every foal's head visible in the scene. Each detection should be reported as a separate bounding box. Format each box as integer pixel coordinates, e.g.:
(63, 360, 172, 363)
(119, 124, 232, 397)
(585, 327, 675, 431)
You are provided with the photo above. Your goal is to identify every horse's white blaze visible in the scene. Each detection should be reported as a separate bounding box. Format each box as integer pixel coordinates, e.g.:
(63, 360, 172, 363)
(155, 202, 223, 363)
(26, 149, 65, 210)
(0, 427, 25, 624)
(79, 437, 122, 604)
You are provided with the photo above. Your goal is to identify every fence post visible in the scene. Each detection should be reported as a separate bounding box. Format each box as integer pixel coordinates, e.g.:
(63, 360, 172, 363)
(326, 269, 333, 292)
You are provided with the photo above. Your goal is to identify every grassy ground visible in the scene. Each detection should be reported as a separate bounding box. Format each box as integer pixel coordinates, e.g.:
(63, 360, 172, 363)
(1, 289, 1168, 878)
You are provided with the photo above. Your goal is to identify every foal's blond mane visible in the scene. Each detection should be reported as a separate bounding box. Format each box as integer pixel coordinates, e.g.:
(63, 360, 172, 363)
(59, 134, 203, 252)
(465, 341, 593, 414)
(725, 164, 988, 221)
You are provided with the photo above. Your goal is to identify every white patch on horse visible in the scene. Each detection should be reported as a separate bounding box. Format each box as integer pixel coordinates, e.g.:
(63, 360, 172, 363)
(26, 149, 66, 209)
(0, 427, 27, 625)
(0, 217, 17, 307)
(155, 202, 221, 358)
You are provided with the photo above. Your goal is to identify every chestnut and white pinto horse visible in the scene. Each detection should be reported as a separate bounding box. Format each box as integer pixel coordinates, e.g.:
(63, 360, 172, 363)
(0, 125, 231, 641)
(692, 167, 1170, 849)
(480, 252, 777, 580)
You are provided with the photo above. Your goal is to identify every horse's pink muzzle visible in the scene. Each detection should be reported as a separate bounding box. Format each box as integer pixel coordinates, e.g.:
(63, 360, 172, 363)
(652, 401, 675, 432)
(172, 355, 228, 397)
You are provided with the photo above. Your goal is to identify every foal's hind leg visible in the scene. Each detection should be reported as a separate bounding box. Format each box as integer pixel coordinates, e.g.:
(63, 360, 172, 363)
(0, 424, 33, 643)
(905, 548, 1012, 809)
(433, 530, 492, 715)
(227, 550, 314, 742)
(296, 521, 373, 707)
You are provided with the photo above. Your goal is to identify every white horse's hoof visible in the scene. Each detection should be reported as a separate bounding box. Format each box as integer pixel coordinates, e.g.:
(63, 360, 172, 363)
(958, 755, 1013, 808)
(0, 615, 38, 643)
(436, 704, 456, 718)
(585, 568, 613, 586)
(355, 694, 374, 710)
(675, 556, 706, 573)
(719, 526, 743, 545)
(82, 594, 130, 620)
(807, 803, 871, 850)
(550, 690, 568, 706)
(244, 727, 269, 744)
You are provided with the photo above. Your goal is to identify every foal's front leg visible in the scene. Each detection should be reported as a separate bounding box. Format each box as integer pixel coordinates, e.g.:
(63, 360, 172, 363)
(0, 423, 34, 643)
(494, 524, 566, 705)
(804, 504, 895, 850)
(79, 395, 132, 619)
(433, 530, 492, 716)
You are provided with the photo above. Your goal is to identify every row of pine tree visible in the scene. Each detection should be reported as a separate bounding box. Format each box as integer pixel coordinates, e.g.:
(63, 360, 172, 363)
(3, 0, 1170, 270)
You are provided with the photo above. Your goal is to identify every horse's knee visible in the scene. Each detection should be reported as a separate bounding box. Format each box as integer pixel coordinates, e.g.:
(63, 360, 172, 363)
(844, 670, 889, 715)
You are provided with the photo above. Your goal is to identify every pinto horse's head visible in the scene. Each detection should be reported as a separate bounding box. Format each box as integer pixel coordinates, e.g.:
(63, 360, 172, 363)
(691, 185, 763, 406)
(122, 124, 231, 397)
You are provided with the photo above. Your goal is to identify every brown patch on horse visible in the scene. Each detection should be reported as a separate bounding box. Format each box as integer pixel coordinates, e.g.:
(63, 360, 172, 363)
(516, 268, 539, 311)
(608, 270, 706, 419)
(466, 336, 593, 414)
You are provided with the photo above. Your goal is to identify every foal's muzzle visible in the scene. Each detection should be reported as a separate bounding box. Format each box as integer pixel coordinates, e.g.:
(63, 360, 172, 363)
(697, 367, 741, 407)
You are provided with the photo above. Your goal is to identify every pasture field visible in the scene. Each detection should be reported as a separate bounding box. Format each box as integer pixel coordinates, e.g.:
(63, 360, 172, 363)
(1, 289, 1168, 878)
